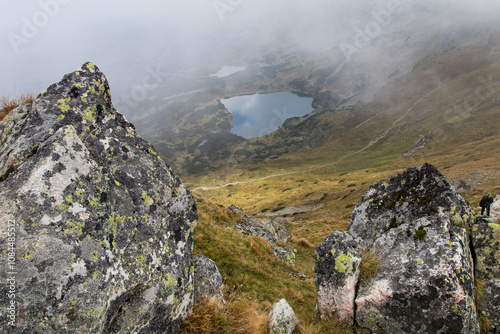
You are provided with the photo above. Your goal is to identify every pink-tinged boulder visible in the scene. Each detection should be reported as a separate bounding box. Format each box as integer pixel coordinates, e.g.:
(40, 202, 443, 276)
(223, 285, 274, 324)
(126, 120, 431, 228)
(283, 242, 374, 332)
(355, 216, 478, 333)
(315, 164, 481, 333)
(314, 230, 364, 324)
(348, 164, 479, 333)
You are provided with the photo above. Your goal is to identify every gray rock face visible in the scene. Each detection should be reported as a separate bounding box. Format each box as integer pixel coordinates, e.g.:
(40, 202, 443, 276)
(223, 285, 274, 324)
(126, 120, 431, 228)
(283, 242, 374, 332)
(273, 246, 296, 265)
(355, 216, 477, 334)
(316, 164, 480, 334)
(0, 63, 197, 333)
(268, 299, 298, 334)
(314, 231, 364, 325)
(472, 217, 500, 332)
(227, 205, 290, 244)
(193, 255, 224, 304)
(348, 163, 473, 246)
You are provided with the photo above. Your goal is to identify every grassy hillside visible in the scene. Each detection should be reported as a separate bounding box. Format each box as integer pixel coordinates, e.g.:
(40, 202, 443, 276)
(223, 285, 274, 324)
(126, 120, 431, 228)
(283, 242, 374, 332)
(182, 44, 500, 332)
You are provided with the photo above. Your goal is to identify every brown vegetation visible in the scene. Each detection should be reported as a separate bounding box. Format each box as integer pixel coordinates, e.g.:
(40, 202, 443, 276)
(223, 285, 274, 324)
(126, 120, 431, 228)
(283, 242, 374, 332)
(181, 291, 268, 334)
(0, 92, 36, 121)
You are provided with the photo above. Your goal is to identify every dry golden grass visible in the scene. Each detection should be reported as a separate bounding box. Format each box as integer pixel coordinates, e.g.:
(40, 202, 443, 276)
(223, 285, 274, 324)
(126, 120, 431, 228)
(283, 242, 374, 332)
(296, 238, 314, 249)
(359, 250, 380, 282)
(0, 92, 36, 121)
(285, 288, 305, 305)
(181, 291, 268, 334)
(474, 277, 492, 334)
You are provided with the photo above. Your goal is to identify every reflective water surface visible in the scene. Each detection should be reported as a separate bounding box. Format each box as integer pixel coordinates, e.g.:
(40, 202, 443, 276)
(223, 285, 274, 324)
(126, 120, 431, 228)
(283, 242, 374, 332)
(221, 92, 314, 138)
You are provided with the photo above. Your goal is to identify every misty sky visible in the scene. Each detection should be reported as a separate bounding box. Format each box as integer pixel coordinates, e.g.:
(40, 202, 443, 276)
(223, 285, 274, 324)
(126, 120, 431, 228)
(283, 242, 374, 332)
(0, 0, 347, 97)
(1, 0, 500, 113)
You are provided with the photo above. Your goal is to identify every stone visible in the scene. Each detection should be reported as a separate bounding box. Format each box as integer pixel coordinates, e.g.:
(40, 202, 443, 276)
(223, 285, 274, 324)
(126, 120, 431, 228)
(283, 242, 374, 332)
(273, 246, 296, 265)
(314, 230, 364, 324)
(193, 255, 224, 304)
(315, 164, 480, 333)
(472, 217, 500, 332)
(0, 63, 197, 333)
(228, 205, 290, 244)
(348, 163, 473, 246)
(451, 179, 475, 192)
(268, 299, 298, 334)
(355, 216, 478, 333)
(348, 164, 479, 333)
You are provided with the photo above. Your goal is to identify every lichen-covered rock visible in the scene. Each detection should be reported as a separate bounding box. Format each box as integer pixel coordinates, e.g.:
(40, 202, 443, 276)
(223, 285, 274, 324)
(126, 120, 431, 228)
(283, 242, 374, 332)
(347, 164, 479, 333)
(348, 163, 473, 246)
(193, 255, 224, 304)
(0, 63, 197, 333)
(314, 231, 364, 324)
(472, 217, 500, 332)
(355, 216, 478, 334)
(315, 164, 480, 333)
(228, 205, 290, 244)
(268, 299, 298, 334)
(273, 246, 295, 265)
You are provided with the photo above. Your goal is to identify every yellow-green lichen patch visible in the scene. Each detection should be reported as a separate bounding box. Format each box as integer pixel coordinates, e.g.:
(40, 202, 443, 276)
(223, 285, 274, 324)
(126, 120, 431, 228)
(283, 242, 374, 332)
(57, 97, 71, 112)
(86, 63, 95, 70)
(82, 106, 96, 122)
(65, 220, 85, 236)
(142, 191, 153, 206)
(335, 251, 354, 274)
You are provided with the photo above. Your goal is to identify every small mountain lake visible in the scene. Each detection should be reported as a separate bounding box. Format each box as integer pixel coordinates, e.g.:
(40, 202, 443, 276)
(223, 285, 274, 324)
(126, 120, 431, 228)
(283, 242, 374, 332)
(221, 92, 314, 138)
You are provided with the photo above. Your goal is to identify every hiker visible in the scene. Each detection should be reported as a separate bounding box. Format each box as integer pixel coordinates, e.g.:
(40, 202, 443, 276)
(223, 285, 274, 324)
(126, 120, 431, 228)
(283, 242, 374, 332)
(480, 193, 494, 216)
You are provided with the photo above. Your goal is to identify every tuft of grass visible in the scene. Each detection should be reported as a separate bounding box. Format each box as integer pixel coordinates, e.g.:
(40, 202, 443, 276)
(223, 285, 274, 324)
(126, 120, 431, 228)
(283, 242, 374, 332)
(359, 250, 380, 282)
(479, 313, 492, 334)
(0, 92, 36, 121)
(474, 277, 491, 334)
(296, 238, 314, 248)
(181, 291, 268, 334)
(474, 277, 486, 301)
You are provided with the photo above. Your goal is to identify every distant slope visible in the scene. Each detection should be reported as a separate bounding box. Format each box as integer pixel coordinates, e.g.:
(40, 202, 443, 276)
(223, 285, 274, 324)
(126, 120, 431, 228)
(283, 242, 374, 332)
(138, 22, 500, 175)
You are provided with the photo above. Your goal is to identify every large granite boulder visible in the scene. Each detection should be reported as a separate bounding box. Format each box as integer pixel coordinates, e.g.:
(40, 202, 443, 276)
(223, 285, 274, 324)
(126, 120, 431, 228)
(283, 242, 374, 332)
(355, 216, 477, 333)
(314, 230, 364, 324)
(348, 163, 473, 246)
(0, 63, 197, 333)
(472, 217, 500, 333)
(316, 164, 480, 333)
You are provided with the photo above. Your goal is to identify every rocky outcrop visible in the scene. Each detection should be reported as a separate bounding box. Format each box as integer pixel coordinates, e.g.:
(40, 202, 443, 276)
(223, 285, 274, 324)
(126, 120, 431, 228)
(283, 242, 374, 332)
(316, 164, 480, 333)
(314, 231, 364, 325)
(268, 299, 298, 334)
(227, 205, 290, 245)
(348, 163, 473, 246)
(0, 63, 197, 333)
(472, 217, 500, 332)
(193, 255, 224, 304)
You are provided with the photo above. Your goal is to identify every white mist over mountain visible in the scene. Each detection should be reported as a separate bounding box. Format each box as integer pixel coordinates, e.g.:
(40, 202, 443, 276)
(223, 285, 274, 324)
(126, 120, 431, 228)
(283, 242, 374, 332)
(1, 0, 499, 105)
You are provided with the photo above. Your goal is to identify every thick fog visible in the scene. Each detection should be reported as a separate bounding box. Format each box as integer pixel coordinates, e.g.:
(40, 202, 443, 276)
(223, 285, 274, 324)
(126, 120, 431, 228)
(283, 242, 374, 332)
(1, 0, 500, 108)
